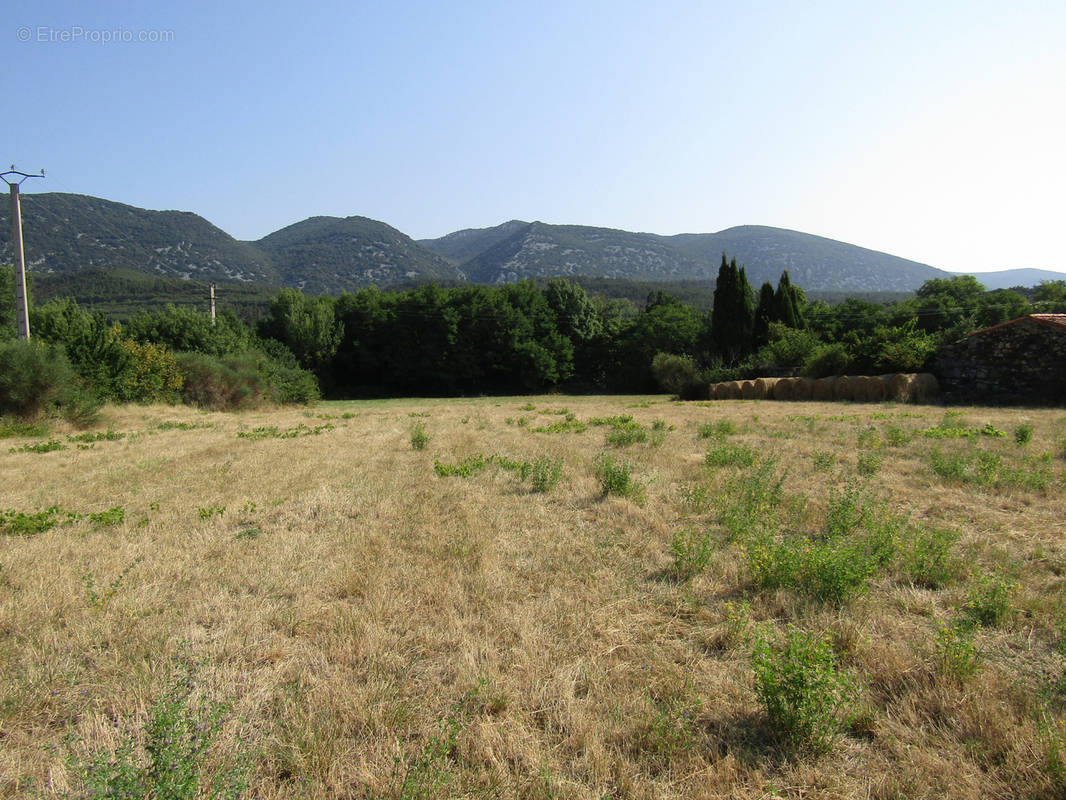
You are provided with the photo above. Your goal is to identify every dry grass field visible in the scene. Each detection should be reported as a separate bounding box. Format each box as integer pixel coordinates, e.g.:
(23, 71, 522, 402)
(2, 396, 1066, 799)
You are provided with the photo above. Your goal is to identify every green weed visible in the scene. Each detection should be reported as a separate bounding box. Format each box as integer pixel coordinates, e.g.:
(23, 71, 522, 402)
(965, 573, 1018, 628)
(67, 430, 126, 443)
(433, 454, 487, 478)
(0, 418, 49, 438)
(8, 439, 66, 454)
(750, 624, 859, 753)
(704, 441, 756, 469)
(812, 451, 836, 472)
(697, 420, 736, 439)
(670, 527, 714, 582)
(594, 453, 644, 502)
(1015, 423, 1034, 445)
(197, 506, 226, 520)
(60, 656, 251, 800)
(898, 525, 960, 589)
(82, 557, 142, 609)
(410, 422, 429, 451)
(934, 624, 980, 682)
(528, 456, 563, 493)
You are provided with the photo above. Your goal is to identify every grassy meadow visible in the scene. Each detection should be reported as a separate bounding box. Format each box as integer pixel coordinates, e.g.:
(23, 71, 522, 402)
(2, 396, 1066, 798)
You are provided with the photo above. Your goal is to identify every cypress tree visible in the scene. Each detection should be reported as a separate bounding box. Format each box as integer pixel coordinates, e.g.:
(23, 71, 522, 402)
(753, 281, 776, 346)
(711, 254, 756, 364)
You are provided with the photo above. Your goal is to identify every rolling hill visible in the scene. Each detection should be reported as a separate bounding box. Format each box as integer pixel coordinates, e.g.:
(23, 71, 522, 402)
(9, 191, 1058, 297)
(254, 215, 464, 295)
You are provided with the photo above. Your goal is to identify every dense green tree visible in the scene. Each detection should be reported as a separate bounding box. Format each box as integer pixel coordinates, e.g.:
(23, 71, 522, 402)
(259, 288, 343, 373)
(753, 282, 776, 346)
(710, 254, 755, 365)
(774, 270, 804, 329)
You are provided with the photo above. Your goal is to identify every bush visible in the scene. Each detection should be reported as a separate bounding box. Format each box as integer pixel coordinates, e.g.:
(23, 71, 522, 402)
(176, 352, 269, 411)
(751, 624, 859, 753)
(650, 352, 700, 397)
(0, 339, 101, 425)
(529, 456, 563, 493)
(410, 422, 429, 450)
(801, 343, 851, 378)
(594, 452, 644, 502)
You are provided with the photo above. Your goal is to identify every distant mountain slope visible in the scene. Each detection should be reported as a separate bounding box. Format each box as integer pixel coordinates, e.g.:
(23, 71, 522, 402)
(666, 226, 948, 291)
(253, 215, 465, 294)
(418, 220, 530, 264)
(0, 193, 278, 284)
(423, 221, 950, 291)
(454, 222, 711, 284)
(950, 268, 1066, 290)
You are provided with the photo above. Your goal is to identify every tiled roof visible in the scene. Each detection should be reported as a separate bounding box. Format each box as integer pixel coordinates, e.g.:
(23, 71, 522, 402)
(970, 313, 1066, 336)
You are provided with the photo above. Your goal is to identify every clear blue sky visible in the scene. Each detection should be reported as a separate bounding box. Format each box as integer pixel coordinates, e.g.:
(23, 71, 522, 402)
(7, 0, 1065, 274)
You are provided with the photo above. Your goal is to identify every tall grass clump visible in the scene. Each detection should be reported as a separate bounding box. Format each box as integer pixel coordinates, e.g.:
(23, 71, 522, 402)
(750, 624, 859, 753)
(717, 460, 786, 540)
(410, 422, 429, 450)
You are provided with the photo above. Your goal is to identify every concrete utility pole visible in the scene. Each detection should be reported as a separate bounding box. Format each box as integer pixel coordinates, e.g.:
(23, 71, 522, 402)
(2, 166, 46, 340)
(210, 283, 216, 325)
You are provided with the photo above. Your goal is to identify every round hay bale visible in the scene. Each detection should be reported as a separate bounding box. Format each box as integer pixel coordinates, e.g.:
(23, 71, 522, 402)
(710, 382, 727, 400)
(812, 376, 836, 401)
(754, 377, 779, 399)
(774, 377, 796, 401)
(792, 377, 814, 401)
(833, 375, 855, 401)
(715, 380, 742, 399)
(853, 375, 886, 402)
(883, 373, 914, 402)
(912, 373, 939, 402)
(741, 380, 760, 399)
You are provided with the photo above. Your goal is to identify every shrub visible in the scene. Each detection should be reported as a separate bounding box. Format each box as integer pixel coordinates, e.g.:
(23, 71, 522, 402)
(1014, 422, 1034, 446)
(965, 573, 1017, 628)
(594, 453, 644, 502)
(176, 352, 269, 411)
(0, 338, 100, 425)
(410, 423, 429, 450)
(529, 456, 563, 493)
(670, 527, 714, 581)
(750, 624, 859, 752)
(934, 624, 980, 681)
(704, 441, 756, 468)
(651, 352, 700, 397)
(899, 525, 959, 589)
(605, 420, 648, 447)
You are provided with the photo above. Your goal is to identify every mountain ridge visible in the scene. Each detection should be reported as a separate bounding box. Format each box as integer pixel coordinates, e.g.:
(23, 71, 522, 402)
(5, 191, 1061, 295)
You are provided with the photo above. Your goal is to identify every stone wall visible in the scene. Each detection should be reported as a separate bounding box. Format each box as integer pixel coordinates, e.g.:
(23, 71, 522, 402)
(934, 317, 1066, 405)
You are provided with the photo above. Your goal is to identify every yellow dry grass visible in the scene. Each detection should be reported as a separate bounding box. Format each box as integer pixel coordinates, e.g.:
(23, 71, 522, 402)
(1, 397, 1065, 798)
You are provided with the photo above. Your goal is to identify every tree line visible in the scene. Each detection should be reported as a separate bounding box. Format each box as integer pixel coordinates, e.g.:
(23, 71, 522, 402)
(3, 260, 1066, 422)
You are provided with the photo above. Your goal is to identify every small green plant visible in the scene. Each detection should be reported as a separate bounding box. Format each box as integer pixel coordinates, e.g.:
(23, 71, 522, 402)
(410, 422, 429, 451)
(812, 451, 836, 471)
(704, 441, 756, 468)
(884, 425, 912, 447)
(964, 573, 1017, 628)
(594, 453, 644, 502)
(697, 419, 736, 439)
(60, 656, 251, 799)
(532, 418, 587, 434)
(1014, 422, 1034, 445)
(155, 420, 214, 431)
(678, 483, 713, 514)
(0, 417, 49, 438)
(856, 451, 882, 477)
(235, 527, 261, 540)
(433, 454, 487, 478)
(82, 557, 142, 609)
(934, 624, 980, 681)
(898, 525, 959, 588)
(197, 505, 226, 520)
(528, 456, 563, 493)
(604, 420, 648, 447)
(394, 699, 468, 800)
(88, 506, 125, 527)
(8, 438, 66, 454)
(670, 527, 714, 581)
(641, 683, 703, 762)
(237, 423, 334, 440)
(67, 430, 126, 443)
(0, 505, 77, 536)
(750, 624, 859, 753)
(717, 460, 786, 540)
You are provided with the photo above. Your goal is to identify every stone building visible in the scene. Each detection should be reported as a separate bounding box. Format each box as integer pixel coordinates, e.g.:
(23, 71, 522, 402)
(934, 314, 1066, 405)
